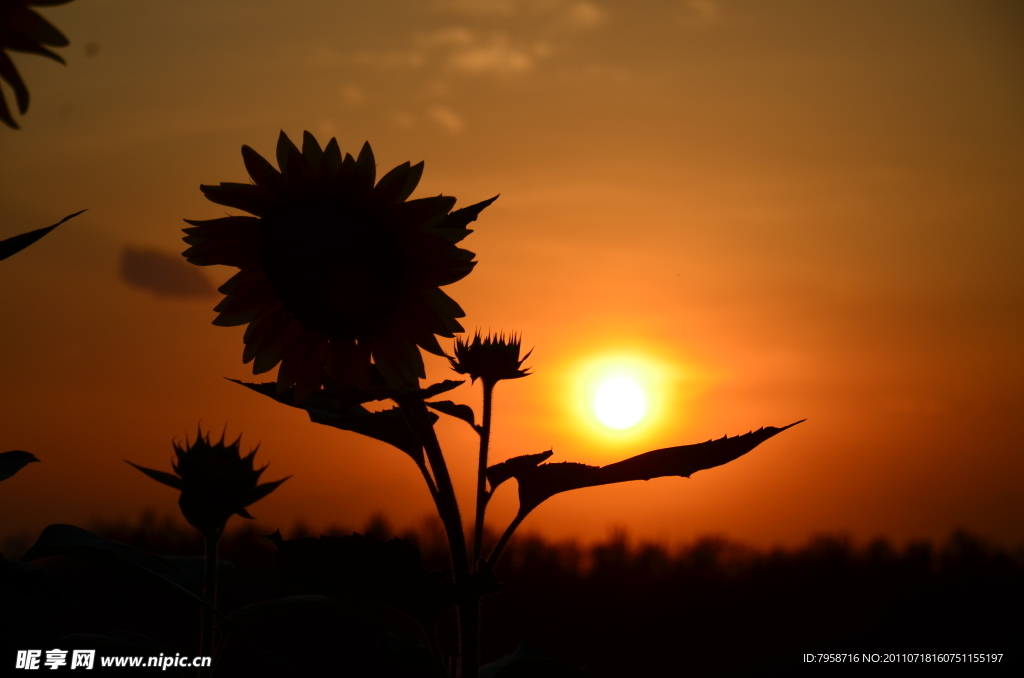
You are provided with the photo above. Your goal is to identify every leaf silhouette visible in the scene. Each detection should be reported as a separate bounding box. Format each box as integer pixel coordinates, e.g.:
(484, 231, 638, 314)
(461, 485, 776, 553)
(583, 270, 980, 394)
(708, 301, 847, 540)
(425, 399, 478, 430)
(232, 379, 430, 464)
(21, 524, 217, 609)
(492, 421, 804, 516)
(0, 450, 39, 482)
(0, 209, 85, 261)
(486, 450, 553, 492)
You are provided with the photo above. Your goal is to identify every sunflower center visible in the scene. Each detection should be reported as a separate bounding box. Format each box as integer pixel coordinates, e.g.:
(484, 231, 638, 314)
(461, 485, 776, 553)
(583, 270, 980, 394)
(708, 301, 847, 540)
(258, 197, 406, 338)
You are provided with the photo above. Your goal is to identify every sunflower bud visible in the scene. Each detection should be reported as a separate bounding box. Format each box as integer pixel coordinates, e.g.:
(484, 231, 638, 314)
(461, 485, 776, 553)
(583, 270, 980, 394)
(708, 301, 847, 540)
(449, 332, 532, 385)
(128, 427, 289, 539)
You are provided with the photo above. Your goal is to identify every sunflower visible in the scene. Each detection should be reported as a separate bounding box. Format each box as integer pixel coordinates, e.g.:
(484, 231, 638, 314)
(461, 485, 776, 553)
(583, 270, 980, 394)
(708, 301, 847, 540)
(183, 130, 496, 401)
(0, 0, 72, 129)
(449, 331, 531, 385)
(128, 427, 289, 539)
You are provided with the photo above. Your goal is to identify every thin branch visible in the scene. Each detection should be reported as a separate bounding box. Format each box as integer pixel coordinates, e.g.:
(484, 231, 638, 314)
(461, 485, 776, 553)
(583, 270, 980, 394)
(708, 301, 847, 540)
(472, 380, 495, 566)
(483, 511, 526, 573)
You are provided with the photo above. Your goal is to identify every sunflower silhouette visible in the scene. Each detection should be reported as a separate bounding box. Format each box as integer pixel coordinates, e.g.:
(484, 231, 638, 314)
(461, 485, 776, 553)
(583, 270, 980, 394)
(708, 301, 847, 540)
(184, 131, 496, 400)
(0, 0, 72, 129)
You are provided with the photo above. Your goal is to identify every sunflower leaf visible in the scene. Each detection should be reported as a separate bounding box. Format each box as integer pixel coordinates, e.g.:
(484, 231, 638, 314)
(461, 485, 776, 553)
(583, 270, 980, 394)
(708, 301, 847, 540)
(0, 450, 39, 482)
(21, 524, 217, 609)
(229, 379, 428, 464)
(425, 400, 477, 430)
(506, 421, 805, 516)
(0, 210, 85, 262)
(485, 450, 553, 493)
(309, 406, 426, 464)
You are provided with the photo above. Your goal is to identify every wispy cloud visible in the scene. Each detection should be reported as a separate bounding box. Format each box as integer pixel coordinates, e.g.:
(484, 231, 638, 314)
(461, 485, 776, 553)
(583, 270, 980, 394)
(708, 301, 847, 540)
(428, 105, 465, 133)
(676, 0, 723, 28)
(120, 247, 216, 299)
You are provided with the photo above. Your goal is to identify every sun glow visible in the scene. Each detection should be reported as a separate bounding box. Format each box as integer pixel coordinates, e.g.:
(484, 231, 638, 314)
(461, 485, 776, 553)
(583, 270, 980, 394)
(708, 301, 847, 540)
(594, 378, 646, 429)
(563, 351, 686, 448)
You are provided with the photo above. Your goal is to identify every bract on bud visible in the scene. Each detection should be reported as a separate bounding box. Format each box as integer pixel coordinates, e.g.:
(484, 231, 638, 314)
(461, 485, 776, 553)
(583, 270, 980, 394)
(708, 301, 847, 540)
(448, 332, 532, 385)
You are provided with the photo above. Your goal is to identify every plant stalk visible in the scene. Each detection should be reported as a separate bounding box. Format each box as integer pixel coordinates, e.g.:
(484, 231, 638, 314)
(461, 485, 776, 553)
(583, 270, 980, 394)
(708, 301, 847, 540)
(199, 531, 220, 678)
(483, 511, 526, 573)
(472, 380, 495, 565)
(404, 400, 477, 677)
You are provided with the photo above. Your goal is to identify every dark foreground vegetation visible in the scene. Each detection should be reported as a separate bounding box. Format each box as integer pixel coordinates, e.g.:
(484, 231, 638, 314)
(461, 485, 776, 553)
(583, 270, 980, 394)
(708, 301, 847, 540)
(3, 514, 1021, 676)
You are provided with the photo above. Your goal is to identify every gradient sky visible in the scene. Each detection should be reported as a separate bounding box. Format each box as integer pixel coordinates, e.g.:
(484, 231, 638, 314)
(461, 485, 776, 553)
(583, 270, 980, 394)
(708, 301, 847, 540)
(2, 0, 1022, 550)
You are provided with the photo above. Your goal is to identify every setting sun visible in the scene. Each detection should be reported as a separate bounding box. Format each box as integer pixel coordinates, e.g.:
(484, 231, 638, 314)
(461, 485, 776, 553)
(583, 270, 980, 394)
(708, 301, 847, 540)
(594, 377, 646, 429)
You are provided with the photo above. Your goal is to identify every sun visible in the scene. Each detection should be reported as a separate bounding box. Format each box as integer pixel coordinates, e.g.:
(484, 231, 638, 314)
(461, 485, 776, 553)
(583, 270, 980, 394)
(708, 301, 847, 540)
(594, 378, 647, 429)
(563, 350, 688, 447)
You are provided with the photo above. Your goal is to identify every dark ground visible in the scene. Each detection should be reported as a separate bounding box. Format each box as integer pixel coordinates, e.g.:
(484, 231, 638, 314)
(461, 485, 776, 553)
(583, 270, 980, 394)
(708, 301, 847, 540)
(2, 513, 1022, 676)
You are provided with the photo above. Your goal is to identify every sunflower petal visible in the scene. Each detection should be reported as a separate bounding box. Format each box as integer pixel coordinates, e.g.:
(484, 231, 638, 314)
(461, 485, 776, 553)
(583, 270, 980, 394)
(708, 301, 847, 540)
(276, 130, 313, 181)
(199, 183, 272, 216)
(422, 287, 467, 332)
(125, 462, 184, 491)
(353, 141, 376, 195)
(0, 26, 65, 63)
(2, 2, 69, 46)
(246, 476, 291, 507)
(388, 196, 458, 231)
(319, 137, 343, 182)
(396, 161, 424, 203)
(294, 335, 329, 403)
(213, 287, 273, 318)
(370, 162, 412, 206)
(301, 131, 323, 171)
(252, 319, 295, 374)
(0, 87, 18, 129)
(241, 145, 284, 191)
(243, 304, 287, 346)
(430, 195, 498, 244)
(0, 51, 29, 114)
(213, 305, 262, 327)
(219, 268, 268, 296)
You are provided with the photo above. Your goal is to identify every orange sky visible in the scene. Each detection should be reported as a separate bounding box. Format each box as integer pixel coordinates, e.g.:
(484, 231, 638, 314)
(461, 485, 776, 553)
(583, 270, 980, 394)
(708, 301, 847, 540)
(2, 0, 1022, 550)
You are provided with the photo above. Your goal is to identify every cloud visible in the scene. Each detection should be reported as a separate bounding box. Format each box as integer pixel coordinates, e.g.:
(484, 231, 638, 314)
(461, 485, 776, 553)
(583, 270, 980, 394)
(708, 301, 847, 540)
(676, 0, 722, 27)
(563, 2, 607, 30)
(446, 34, 535, 74)
(391, 110, 417, 128)
(339, 83, 365, 106)
(432, 0, 518, 17)
(119, 247, 216, 299)
(354, 1, 606, 78)
(428, 105, 465, 133)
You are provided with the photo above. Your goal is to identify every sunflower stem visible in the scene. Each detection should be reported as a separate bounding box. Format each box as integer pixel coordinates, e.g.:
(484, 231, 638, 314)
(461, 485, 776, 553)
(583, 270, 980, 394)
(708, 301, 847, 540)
(199, 531, 220, 678)
(403, 400, 476, 676)
(472, 380, 495, 566)
(483, 511, 526, 574)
